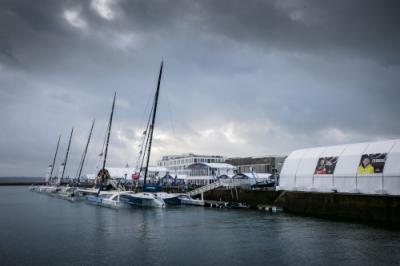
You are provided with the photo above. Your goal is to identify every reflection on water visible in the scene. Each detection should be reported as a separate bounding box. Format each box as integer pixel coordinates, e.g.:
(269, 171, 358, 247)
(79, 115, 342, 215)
(0, 187, 399, 266)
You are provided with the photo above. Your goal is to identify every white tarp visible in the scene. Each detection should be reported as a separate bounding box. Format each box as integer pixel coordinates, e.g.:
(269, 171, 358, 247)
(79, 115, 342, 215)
(314, 145, 346, 191)
(384, 141, 400, 194)
(279, 149, 306, 190)
(279, 139, 400, 195)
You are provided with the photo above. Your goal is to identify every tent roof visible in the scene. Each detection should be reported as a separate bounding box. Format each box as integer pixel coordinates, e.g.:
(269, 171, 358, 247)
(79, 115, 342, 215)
(84, 166, 168, 179)
(234, 172, 271, 179)
(187, 162, 236, 169)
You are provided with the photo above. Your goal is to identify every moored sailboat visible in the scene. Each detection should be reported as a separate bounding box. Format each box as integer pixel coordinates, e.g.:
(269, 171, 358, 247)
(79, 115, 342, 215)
(44, 127, 73, 195)
(57, 119, 96, 200)
(33, 128, 74, 194)
(177, 194, 205, 206)
(30, 135, 61, 192)
(120, 191, 165, 208)
(121, 61, 167, 208)
(86, 191, 131, 208)
(81, 93, 134, 208)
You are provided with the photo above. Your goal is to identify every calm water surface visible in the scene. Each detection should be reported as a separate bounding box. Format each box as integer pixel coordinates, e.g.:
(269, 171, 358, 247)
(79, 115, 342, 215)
(0, 186, 399, 266)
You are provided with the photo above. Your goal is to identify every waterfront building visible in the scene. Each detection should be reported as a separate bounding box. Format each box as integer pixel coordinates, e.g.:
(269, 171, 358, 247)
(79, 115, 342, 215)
(185, 162, 237, 186)
(279, 138, 400, 195)
(157, 153, 225, 175)
(225, 156, 287, 174)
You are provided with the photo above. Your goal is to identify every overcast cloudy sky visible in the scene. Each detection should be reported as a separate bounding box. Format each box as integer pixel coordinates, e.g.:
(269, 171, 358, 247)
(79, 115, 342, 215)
(1, 0, 399, 177)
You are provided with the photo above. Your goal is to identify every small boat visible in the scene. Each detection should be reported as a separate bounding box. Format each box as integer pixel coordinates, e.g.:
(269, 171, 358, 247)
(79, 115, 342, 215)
(75, 187, 99, 196)
(41, 185, 59, 193)
(178, 194, 205, 206)
(85, 191, 129, 209)
(225, 202, 250, 209)
(251, 180, 275, 189)
(153, 192, 204, 206)
(154, 192, 182, 205)
(56, 186, 78, 200)
(120, 192, 165, 208)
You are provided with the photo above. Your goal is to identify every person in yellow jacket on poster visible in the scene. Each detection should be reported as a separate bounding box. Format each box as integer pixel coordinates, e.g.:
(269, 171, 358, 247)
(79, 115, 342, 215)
(357, 155, 375, 174)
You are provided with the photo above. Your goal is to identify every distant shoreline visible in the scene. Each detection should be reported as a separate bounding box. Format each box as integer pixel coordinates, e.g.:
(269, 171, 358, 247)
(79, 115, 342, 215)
(0, 183, 46, 186)
(0, 177, 45, 186)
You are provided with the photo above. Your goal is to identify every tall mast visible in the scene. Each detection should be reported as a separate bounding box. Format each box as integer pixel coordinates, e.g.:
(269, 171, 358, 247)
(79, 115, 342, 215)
(60, 127, 74, 184)
(103, 92, 116, 170)
(76, 119, 95, 183)
(48, 135, 61, 184)
(137, 103, 155, 174)
(96, 93, 116, 196)
(143, 61, 163, 185)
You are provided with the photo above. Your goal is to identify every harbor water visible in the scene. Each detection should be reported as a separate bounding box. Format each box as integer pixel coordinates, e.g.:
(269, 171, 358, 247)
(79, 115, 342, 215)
(0, 186, 399, 266)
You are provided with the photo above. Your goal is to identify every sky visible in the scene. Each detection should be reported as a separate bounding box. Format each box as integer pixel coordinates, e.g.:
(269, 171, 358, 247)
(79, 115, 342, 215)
(1, 0, 400, 177)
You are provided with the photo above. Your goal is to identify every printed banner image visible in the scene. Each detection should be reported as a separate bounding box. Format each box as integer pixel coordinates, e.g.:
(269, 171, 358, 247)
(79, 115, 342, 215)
(314, 157, 338, 175)
(357, 153, 387, 174)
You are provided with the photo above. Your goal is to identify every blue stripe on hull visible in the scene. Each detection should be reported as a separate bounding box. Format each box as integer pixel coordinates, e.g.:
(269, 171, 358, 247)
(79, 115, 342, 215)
(163, 197, 181, 205)
(120, 194, 143, 206)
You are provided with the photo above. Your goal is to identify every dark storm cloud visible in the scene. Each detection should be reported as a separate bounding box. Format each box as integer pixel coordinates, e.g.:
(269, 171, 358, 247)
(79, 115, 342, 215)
(2, 0, 398, 66)
(0, 0, 399, 176)
(193, 0, 400, 65)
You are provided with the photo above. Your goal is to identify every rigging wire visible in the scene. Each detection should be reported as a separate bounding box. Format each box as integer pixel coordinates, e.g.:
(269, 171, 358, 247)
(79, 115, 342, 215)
(75, 119, 95, 181)
(94, 122, 108, 173)
(132, 67, 162, 172)
(135, 103, 154, 171)
(139, 102, 155, 172)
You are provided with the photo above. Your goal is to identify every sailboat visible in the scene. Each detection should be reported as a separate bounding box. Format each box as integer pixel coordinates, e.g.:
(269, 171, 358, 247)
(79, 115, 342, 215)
(122, 62, 202, 206)
(34, 128, 74, 195)
(58, 119, 95, 200)
(119, 62, 167, 208)
(48, 127, 74, 194)
(76, 119, 95, 186)
(31, 135, 61, 192)
(85, 190, 130, 208)
(82, 93, 132, 208)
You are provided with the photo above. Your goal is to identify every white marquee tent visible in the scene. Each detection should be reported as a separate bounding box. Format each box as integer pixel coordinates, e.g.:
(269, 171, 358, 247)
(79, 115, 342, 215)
(278, 139, 400, 195)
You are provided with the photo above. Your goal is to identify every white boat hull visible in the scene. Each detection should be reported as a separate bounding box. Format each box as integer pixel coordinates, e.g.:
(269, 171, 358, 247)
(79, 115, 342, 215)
(179, 196, 205, 206)
(120, 192, 165, 208)
(85, 191, 129, 209)
(154, 192, 182, 205)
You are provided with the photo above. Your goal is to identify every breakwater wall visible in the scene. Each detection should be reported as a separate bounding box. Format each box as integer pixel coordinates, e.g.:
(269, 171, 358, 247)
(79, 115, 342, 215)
(204, 189, 280, 206)
(204, 189, 400, 226)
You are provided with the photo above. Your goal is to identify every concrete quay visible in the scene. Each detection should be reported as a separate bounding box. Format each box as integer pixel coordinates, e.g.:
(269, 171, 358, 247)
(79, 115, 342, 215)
(204, 189, 400, 226)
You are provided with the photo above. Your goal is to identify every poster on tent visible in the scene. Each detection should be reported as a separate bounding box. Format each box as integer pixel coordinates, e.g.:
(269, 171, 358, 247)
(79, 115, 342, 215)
(314, 157, 338, 175)
(357, 153, 387, 174)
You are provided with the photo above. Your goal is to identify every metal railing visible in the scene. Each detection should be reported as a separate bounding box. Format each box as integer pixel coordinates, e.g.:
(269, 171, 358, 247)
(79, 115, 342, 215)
(187, 179, 252, 196)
